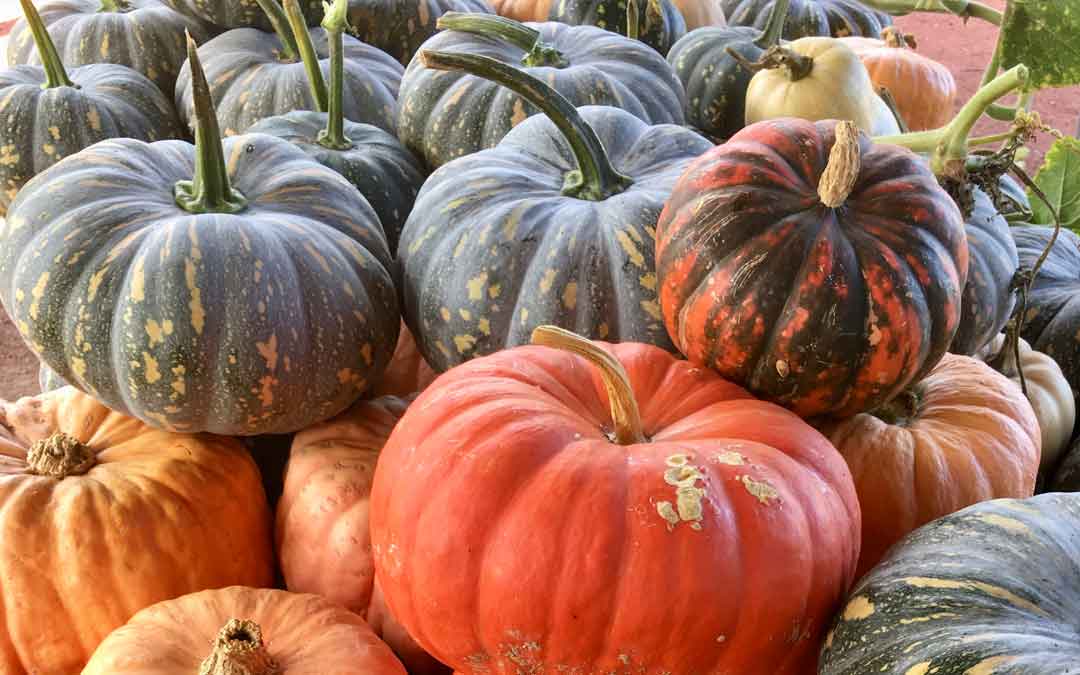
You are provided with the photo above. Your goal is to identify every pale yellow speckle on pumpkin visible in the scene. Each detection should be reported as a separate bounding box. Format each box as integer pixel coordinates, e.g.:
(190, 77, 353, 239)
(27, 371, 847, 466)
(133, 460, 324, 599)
(87, 107, 102, 132)
(562, 282, 577, 311)
(256, 334, 279, 370)
(454, 334, 477, 354)
(539, 269, 557, 294)
(184, 259, 205, 334)
(440, 307, 452, 322)
(71, 357, 87, 379)
(143, 352, 161, 383)
(478, 318, 491, 336)
(714, 451, 746, 466)
(130, 257, 146, 302)
(28, 272, 49, 320)
(640, 273, 657, 291)
(903, 663, 931, 675)
(739, 475, 779, 504)
(467, 272, 488, 301)
(640, 300, 661, 321)
(842, 596, 874, 621)
(616, 230, 645, 268)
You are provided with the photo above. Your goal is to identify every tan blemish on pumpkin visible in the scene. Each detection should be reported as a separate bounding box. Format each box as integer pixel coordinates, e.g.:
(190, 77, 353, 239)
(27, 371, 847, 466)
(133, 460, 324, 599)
(978, 513, 1031, 534)
(562, 283, 577, 311)
(459, 308, 472, 321)
(0, 145, 20, 166)
(904, 663, 931, 675)
(656, 454, 706, 531)
(256, 334, 279, 371)
(440, 307, 452, 322)
(258, 375, 276, 407)
(640, 300, 661, 321)
(184, 259, 205, 335)
(99, 32, 110, 58)
(842, 596, 874, 620)
(539, 269, 557, 294)
(87, 266, 109, 302)
(714, 451, 746, 466)
(478, 318, 491, 336)
(640, 273, 657, 291)
(87, 107, 102, 132)
(899, 612, 956, 624)
(616, 230, 645, 267)
(145, 319, 173, 347)
(454, 334, 477, 354)
(489, 283, 501, 299)
(739, 475, 779, 504)
(28, 272, 49, 320)
(71, 357, 87, 379)
(467, 272, 489, 301)
(520, 308, 529, 325)
(42, 143, 56, 156)
(901, 578, 1048, 616)
(453, 235, 469, 259)
(48, 126, 61, 140)
(361, 343, 373, 366)
(130, 257, 146, 302)
(963, 656, 1019, 675)
(13, 289, 23, 302)
(510, 98, 528, 126)
(143, 352, 161, 383)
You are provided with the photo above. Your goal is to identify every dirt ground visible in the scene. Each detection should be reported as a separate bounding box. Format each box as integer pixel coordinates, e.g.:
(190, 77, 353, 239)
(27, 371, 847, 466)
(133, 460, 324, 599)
(0, 2, 1076, 401)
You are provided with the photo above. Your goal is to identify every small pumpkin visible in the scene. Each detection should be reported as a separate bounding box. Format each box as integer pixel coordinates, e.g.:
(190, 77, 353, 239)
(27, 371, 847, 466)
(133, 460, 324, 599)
(397, 12, 686, 169)
(398, 49, 712, 371)
(346, 0, 494, 65)
(819, 353, 1040, 577)
(165, 0, 323, 31)
(723, 0, 892, 39)
(656, 119, 968, 418)
(0, 0, 181, 214)
(83, 586, 407, 674)
(175, 0, 402, 136)
(372, 320, 439, 397)
(0, 387, 274, 674)
(547, 0, 688, 55)
(820, 493, 1080, 674)
(0, 36, 399, 436)
(371, 326, 861, 674)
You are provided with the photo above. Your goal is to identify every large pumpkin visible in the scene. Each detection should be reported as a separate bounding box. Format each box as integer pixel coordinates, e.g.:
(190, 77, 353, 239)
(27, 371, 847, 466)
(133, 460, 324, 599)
(83, 586, 407, 674)
(347, 0, 494, 65)
(397, 12, 686, 169)
(820, 493, 1080, 674)
(656, 119, 968, 418)
(722, 0, 892, 39)
(370, 326, 861, 674)
(547, 0, 688, 55)
(0, 387, 274, 674)
(0, 37, 399, 436)
(819, 353, 1040, 576)
(398, 50, 712, 371)
(165, 0, 323, 31)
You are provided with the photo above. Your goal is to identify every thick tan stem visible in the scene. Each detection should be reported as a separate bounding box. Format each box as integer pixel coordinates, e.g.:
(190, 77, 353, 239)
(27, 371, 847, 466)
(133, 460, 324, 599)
(818, 121, 862, 208)
(530, 326, 646, 445)
(26, 432, 95, 478)
(880, 26, 916, 49)
(199, 619, 279, 675)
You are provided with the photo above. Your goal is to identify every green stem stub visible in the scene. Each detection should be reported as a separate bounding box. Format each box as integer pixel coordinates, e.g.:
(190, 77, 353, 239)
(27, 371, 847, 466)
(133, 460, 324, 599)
(437, 12, 569, 68)
(318, 0, 352, 150)
(419, 49, 633, 201)
(19, 0, 75, 89)
(175, 33, 249, 215)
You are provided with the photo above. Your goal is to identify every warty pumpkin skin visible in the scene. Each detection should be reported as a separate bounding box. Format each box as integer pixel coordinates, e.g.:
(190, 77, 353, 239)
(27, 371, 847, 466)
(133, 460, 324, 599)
(347, 0, 494, 65)
(820, 493, 1080, 674)
(164, 0, 324, 31)
(397, 13, 686, 170)
(820, 353, 1040, 577)
(83, 586, 408, 674)
(0, 387, 274, 674)
(656, 119, 968, 418)
(723, 0, 892, 39)
(547, 0, 688, 55)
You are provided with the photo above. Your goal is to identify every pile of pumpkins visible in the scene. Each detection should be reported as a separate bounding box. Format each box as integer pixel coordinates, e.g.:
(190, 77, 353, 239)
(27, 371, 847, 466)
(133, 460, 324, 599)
(0, 0, 1078, 673)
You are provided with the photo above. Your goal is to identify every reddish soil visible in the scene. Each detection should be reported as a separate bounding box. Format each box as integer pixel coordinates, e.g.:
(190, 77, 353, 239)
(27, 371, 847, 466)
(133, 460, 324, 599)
(0, 3, 1076, 401)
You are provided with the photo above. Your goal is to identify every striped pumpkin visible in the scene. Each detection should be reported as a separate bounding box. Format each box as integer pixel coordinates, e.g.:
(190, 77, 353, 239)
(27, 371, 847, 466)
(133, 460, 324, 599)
(722, 0, 892, 39)
(165, 0, 323, 31)
(547, 0, 688, 54)
(346, 0, 494, 65)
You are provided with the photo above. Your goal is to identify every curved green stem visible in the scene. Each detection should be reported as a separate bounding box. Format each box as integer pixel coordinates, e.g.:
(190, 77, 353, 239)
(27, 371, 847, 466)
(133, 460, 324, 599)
(753, 0, 790, 49)
(175, 33, 248, 215)
(627, 0, 641, 41)
(420, 50, 632, 201)
(255, 0, 299, 61)
(18, 0, 74, 88)
(318, 0, 351, 149)
(855, 0, 1002, 25)
(284, 0, 328, 113)
(437, 12, 569, 68)
(98, 0, 130, 11)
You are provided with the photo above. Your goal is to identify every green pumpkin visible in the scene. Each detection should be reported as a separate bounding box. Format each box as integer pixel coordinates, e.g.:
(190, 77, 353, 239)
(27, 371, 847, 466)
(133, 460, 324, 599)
(165, 0, 323, 31)
(397, 49, 711, 371)
(722, 0, 891, 39)
(346, 0, 494, 65)
(175, 0, 402, 136)
(547, 0, 687, 55)
(249, 0, 426, 254)
(0, 36, 399, 436)
(821, 493, 1080, 673)
(398, 12, 686, 170)
(667, 0, 788, 140)
(0, 0, 181, 215)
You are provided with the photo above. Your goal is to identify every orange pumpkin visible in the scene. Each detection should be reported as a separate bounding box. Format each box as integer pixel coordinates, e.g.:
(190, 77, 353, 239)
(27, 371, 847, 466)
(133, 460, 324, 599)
(0, 387, 274, 674)
(373, 320, 439, 398)
(82, 586, 408, 674)
(820, 353, 1040, 576)
(369, 580, 452, 675)
(489, 0, 726, 28)
(841, 27, 957, 131)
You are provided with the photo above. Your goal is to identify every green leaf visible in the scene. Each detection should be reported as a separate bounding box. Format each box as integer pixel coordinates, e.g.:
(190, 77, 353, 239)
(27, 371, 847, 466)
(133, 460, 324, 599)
(1000, 0, 1080, 89)
(1029, 136, 1080, 233)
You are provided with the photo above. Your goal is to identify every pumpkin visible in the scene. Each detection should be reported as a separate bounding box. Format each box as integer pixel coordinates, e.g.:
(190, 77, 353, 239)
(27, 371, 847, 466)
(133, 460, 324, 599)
(656, 119, 968, 418)
(667, 0, 789, 141)
(165, 0, 323, 31)
(723, 0, 892, 39)
(840, 27, 957, 131)
(743, 37, 901, 135)
(5, 0, 212, 96)
(819, 353, 1040, 577)
(368, 581, 451, 675)
(371, 327, 860, 673)
(373, 320, 439, 397)
(820, 493, 1080, 674)
(547, 0, 688, 55)
(398, 50, 711, 371)
(0, 36, 399, 436)
(492, 0, 725, 27)
(949, 187, 1019, 355)
(1049, 436, 1080, 491)
(248, 0, 426, 253)
(83, 586, 407, 674)
(175, 0, 402, 136)
(397, 12, 686, 170)
(0, 387, 274, 674)
(0, 0, 181, 215)
(38, 362, 67, 393)
(978, 333, 1076, 477)
(346, 0, 494, 65)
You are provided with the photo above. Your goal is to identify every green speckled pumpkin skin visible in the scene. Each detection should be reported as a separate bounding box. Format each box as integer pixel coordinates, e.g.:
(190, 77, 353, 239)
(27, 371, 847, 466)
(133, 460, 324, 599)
(722, 0, 891, 39)
(346, 0, 494, 65)
(6, 0, 212, 96)
(397, 106, 712, 371)
(249, 111, 427, 254)
(175, 27, 403, 136)
(0, 135, 399, 436)
(547, 0, 687, 55)
(0, 63, 181, 215)
(398, 21, 686, 170)
(164, 0, 323, 31)
(821, 493, 1080, 674)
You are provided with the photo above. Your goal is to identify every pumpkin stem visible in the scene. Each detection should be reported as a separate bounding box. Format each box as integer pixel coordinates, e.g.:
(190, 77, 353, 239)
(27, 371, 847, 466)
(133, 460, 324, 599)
(870, 388, 920, 426)
(753, 0, 790, 49)
(255, 0, 300, 61)
(98, 0, 131, 12)
(818, 121, 861, 208)
(284, 0, 329, 113)
(419, 50, 634, 201)
(18, 0, 75, 89)
(727, 44, 812, 81)
(436, 12, 569, 69)
(880, 26, 916, 49)
(877, 86, 909, 134)
(175, 33, 249, 215)
(530, 326, 646, 445)
(317, 0, 352, 150)
(199, 619, 279, 675)
(626, 0, 641, 41)
(27, 432, 95, 478)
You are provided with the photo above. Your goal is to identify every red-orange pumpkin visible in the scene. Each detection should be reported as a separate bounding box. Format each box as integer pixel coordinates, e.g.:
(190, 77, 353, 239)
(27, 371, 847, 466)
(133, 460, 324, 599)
(370, 326, 860, 674)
